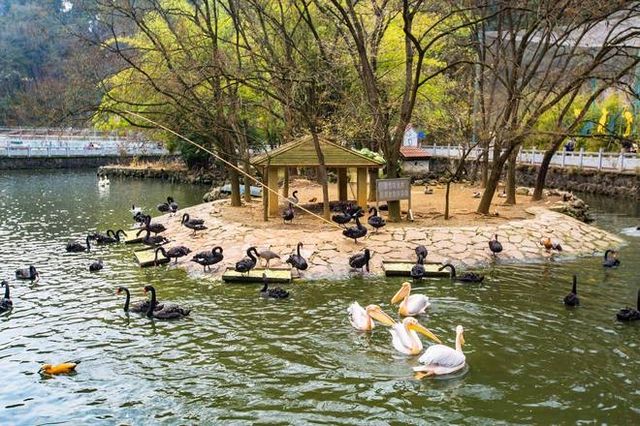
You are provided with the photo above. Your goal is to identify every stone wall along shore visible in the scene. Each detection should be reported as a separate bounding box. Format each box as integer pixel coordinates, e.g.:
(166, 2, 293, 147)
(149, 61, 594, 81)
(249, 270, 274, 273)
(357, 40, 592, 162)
(146, 202, 624, 281)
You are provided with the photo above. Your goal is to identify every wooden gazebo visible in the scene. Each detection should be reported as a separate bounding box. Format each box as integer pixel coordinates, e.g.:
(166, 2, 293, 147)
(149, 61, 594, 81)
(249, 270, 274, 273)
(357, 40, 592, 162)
(251, 135, 385, 218)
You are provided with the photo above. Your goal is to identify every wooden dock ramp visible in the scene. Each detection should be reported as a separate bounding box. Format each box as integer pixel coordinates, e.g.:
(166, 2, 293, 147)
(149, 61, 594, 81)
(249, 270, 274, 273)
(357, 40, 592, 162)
(134, 248, 169, 267)
(382, 261, 450, 277)
(222, 268, 291, 283)
(123, 228, 144, 245)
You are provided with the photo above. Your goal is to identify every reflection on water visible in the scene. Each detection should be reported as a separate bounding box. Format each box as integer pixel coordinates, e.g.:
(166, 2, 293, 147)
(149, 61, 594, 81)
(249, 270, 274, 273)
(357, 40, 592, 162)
(1, 171, 639, 424)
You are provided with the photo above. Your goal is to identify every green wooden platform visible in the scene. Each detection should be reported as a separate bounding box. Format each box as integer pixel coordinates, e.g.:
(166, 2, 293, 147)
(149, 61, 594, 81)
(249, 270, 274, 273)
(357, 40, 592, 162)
(222, 267, 291, 283)
(124, 229, 143, 244)
(134, 248, 170, 267)
(382, 261, 450, 277)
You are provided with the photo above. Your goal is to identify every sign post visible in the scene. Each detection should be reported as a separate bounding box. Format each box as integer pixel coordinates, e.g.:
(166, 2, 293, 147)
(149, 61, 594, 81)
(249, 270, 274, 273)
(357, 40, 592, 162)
(376, 178, 413, 221)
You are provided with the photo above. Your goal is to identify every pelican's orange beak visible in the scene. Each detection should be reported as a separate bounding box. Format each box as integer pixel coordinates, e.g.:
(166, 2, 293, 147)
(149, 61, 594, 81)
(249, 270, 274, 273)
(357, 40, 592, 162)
(391, 283, 411, 304)
(366, 305, 396, 327)
(408, 321, 442, 344)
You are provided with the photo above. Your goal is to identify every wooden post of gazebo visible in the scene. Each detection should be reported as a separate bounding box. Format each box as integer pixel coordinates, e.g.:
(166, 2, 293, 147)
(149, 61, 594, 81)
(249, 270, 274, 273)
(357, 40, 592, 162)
(337, 168, 348, 201)
(356, 167, 368, 208)
(251, 136, 385, 220)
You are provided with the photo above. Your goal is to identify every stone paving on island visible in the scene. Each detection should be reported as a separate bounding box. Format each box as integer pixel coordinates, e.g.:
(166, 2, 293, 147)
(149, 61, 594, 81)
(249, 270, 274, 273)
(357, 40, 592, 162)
(146, 201, 624, 280)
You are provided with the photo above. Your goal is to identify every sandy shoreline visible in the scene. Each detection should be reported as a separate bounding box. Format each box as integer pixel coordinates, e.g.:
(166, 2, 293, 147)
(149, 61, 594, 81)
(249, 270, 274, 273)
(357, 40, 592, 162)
(138, 200, 624, 281)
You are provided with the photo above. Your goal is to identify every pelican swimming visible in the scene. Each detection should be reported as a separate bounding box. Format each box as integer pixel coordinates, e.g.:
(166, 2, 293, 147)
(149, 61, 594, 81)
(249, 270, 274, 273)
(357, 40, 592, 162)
(391, 281, 430, 316)
(414, 325, 466, 378)
(369, 312, 441, 355)
(347, 302, 394, 331)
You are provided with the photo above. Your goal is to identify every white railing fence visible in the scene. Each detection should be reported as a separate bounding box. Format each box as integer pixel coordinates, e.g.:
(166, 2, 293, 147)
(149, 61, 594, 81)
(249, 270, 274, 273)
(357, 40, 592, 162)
(0, 128, 168, 157)
(423, 144, 640, 172)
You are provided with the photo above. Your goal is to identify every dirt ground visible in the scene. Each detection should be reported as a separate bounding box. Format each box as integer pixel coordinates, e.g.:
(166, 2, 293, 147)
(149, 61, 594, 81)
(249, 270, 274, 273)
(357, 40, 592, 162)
(217, 178, 564, 230)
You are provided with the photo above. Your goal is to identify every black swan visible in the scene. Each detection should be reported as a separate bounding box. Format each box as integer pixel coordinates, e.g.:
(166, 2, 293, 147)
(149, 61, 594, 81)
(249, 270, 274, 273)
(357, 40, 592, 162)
(287, 190, 299, 205)
(94, 229, 126, 244)
(349, 248, 371, 273)
(139, 229, 169, 247)
(133, 211, 147, 226)
(15, 265, 39, 280)
(89, 259, 104, 272)
(144, 285, 190, 319)
(141, 215, 167, 235)
(258, 248, 280, 268)
(157, 196, 178, 215)
(563, 275, 579, 307)
(489, 234, 503, 255)
(1, 280, 12, 312)
(367, 207, 386, 232)
(282, 202, 295, 224)
(415, 245, 428, 261)
(410, 254, 426, 281)
(343, 216, 368, 243)
(331, 206, 352, 227)
(603, 249, 620, 267)
(191, 246, 224, 272)
(438, 263, 485, 283)
(616, 289, 640, 321)
(155, 246, 192, 265)
(540, 237, 562, 252)
(235, 247, 259, 274)
(116, 286, 156, 313)
(260, 273, 289, 299)
(286, 242, 308, 274)
(66, 235, 91, 252)
(181, 213, 207, 236)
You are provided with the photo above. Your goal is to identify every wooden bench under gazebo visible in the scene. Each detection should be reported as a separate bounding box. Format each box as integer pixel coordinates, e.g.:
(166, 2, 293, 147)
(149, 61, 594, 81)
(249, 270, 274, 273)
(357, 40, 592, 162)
(251, 135, 385, 219)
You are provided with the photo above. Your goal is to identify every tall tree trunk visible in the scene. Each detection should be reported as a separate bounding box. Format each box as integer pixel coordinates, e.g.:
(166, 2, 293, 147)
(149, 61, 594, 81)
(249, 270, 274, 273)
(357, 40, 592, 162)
(229, 165, 241, 207)
(505, 149, 517, 205)
(310, 132, 330, 219)
(477, 150, 510, 214)
(532, 138, 564, 201)
(480, 146, 489, 188)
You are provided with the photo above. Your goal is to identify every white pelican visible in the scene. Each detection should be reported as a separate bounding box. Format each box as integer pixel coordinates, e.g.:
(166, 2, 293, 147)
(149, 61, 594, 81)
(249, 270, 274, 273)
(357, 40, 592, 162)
(368, 311, 441, 355)
(413, 325, 466, 378)
(347, 302, 392, 331)
(391, 282, 430, 316)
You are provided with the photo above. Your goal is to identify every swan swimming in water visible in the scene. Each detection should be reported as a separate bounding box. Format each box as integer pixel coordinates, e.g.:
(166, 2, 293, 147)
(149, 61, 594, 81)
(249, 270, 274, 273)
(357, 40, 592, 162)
(563, 275, 579, 307)
(602, 249, 620, 267)
(616, 289, 640, 322)
(1, 281, 12, 312)
(15, 265, 40, 281)
(259, 273, 289, 299)
(144, 285, 190, 319)
(66, 235, 91, 252)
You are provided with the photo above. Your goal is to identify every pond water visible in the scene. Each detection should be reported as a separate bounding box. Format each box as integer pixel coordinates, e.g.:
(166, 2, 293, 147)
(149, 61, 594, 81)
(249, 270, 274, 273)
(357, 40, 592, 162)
(1, 170, 639, 424)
